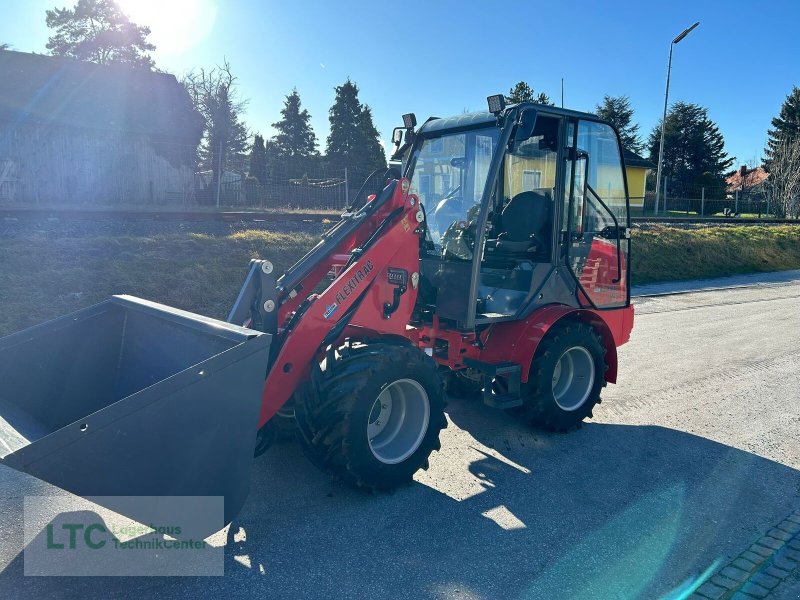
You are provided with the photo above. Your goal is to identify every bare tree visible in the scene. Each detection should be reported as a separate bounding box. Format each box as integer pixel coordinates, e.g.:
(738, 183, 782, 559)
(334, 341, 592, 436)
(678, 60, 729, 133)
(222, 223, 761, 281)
(765, 137, 800, 218)
(182, 61, 249, 195)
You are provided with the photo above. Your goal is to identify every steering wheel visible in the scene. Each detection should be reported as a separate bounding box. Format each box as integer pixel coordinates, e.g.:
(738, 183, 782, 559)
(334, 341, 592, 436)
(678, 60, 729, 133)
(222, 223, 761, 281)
(440, 204, 481, 261)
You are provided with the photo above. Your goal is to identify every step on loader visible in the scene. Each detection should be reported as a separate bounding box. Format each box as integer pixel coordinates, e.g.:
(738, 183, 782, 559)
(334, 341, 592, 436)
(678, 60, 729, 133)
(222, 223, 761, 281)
(0, 97, 634, 534)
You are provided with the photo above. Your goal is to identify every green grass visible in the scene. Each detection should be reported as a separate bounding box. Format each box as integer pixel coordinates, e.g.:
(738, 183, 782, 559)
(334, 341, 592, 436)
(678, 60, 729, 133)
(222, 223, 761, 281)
(0, 229, 318, 337)
(1, 224, 798, 337)
(632, 225, 800, 285)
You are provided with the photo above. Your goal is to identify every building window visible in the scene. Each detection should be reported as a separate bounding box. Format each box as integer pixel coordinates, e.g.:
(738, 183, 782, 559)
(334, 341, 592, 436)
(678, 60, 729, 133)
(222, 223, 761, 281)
(419, 174, 431, 201)
(437, 173, 451, 200)
(522, 169, 542, 191)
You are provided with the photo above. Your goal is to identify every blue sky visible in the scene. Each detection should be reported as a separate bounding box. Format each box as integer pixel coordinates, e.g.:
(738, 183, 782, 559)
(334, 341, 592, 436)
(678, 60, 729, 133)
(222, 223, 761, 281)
(3, 0, 799, 168)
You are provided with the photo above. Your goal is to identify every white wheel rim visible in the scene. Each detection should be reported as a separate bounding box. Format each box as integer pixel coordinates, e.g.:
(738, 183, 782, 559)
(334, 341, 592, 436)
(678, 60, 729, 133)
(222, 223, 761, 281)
(552, 346, 595, 411)
(367, 379, 430, 464)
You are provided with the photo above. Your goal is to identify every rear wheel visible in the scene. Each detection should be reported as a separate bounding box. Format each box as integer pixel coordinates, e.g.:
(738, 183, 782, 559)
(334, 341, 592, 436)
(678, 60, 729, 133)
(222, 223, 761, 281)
(296, 340, 447, 490)
(515, 321, 606, 432)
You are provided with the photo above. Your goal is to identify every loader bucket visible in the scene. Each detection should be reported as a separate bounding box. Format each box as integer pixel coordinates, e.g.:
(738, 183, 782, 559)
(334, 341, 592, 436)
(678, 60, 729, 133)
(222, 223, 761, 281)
(0, 295, 270, 535)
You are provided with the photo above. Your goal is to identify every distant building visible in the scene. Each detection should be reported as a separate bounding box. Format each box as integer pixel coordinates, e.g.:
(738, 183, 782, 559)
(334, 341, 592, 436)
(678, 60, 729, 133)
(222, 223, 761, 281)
(0, 50, 202, 205)
(622, 149, 656, 210)
(726, 166, 769, 197)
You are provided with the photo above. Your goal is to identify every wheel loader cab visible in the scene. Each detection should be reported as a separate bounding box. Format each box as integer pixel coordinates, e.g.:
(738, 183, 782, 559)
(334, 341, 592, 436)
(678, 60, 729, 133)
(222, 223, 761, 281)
(405, 104, 630, 329)
(478, 113, 561, 319)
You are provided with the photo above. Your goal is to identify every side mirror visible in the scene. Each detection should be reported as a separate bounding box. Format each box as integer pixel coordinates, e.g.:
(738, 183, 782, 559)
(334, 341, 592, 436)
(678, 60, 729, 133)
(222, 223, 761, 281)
(514, 109, 537, 143)
(390, 127, 416, 161)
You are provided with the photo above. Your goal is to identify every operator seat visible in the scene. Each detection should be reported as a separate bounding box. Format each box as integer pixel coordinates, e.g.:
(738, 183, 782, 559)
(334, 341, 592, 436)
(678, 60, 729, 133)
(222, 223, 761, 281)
(484, 189, 552, 260)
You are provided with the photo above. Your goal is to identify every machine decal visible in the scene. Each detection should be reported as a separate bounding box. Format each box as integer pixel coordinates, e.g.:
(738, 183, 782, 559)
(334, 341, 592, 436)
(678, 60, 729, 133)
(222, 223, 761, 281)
(334, 259, 375, 305)
(323, 303, 339, 319)
(387, 267, 409, 286)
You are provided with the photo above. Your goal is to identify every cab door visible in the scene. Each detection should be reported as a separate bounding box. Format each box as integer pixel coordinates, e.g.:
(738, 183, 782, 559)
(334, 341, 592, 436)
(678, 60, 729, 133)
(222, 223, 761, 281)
(562, 119, 630, 309)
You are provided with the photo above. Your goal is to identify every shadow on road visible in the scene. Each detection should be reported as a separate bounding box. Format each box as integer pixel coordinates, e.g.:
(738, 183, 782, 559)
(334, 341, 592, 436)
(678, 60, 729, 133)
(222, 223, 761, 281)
(2, 397, 798, 599)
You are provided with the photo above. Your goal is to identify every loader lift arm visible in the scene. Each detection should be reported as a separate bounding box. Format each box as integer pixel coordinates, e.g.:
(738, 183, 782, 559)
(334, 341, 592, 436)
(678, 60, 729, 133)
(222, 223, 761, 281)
(249, 174, 427, 428)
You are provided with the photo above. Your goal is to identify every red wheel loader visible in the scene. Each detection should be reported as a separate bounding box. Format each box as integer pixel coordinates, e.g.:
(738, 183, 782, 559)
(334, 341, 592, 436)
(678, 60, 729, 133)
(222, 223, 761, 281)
(0, 97, 633, 533)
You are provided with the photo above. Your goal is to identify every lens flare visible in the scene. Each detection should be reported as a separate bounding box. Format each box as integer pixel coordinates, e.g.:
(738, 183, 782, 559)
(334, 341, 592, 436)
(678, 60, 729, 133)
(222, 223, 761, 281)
(116, 0, 217, 56)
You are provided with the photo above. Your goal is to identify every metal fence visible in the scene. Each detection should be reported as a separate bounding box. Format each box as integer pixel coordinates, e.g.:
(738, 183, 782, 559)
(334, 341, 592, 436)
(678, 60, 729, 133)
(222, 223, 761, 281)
(194, 167, 386, 211)
(633, 188, 778, 218)
(0, 128, 387, 210)
(196, 178, 348, 211)
(0, 158, 384, 211)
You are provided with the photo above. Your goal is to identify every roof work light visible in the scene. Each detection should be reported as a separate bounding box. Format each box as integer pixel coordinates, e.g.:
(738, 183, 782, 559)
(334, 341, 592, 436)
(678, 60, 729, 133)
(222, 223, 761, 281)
(487, 94, 506, 115)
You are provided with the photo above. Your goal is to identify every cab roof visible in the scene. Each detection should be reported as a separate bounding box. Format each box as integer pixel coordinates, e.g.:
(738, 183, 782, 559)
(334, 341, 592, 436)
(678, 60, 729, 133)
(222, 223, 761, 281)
(417, 102, 601, 136)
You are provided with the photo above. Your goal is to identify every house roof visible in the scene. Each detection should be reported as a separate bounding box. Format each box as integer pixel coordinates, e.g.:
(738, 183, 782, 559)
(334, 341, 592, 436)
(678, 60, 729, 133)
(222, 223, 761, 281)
(623, 148, 656, 170)
(0, 50, 202, 142)
(726, 166, 769, 192)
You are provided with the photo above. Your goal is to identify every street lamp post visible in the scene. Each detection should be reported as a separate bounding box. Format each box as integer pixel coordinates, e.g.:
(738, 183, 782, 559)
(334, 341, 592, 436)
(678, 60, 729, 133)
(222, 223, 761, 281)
(654, 21, 700, 216)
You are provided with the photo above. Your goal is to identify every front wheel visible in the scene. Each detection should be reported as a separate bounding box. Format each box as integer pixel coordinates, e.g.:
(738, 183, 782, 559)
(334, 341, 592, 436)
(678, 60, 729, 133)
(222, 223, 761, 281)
(296, 340, 447, 490)
(514, 321, 607, 432)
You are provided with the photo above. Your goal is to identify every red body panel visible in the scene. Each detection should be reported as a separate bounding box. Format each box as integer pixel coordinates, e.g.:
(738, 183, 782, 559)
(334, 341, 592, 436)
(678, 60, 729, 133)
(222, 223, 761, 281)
(418, 304, 633, 385)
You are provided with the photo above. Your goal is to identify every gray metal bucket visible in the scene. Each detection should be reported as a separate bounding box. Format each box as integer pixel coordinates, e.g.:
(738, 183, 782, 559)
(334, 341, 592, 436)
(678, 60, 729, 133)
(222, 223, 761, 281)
(0, 295, 270, 534)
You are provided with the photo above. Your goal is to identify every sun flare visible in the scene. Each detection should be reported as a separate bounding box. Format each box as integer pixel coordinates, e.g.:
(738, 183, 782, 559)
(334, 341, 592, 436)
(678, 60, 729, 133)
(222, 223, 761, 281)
(117, 0, 217, 56)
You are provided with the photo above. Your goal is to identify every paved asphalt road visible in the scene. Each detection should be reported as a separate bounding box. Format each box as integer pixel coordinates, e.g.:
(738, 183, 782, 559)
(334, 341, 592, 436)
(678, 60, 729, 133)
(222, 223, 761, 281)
(0, 275, 799, 599)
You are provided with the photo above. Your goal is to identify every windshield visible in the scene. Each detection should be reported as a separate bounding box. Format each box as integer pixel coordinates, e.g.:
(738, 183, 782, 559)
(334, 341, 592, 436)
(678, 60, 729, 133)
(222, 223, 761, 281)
(406, 127, 501, 257)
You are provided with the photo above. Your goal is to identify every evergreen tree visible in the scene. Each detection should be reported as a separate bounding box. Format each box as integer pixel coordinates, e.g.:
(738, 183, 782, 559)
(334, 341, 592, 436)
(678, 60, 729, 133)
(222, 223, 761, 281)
(595, 95, 643, 154)
(505, 81, 552, 105)
(357, 104, 386, 172)
(764, 86, 800, 171)
(326, 79, 386, 179)
(272, 88, 318, 179)
(45, 0, 155, 69)
(263, 137, 280, 183)
(647, 102, 733, 198)
(326, 79, 361, 170)
(248, 134, 268, 184)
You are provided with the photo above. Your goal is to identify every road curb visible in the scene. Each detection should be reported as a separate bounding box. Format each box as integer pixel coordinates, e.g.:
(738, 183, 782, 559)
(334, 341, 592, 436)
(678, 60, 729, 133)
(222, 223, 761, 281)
(689, 509, 800, 599)
(632, 271, 800, 298)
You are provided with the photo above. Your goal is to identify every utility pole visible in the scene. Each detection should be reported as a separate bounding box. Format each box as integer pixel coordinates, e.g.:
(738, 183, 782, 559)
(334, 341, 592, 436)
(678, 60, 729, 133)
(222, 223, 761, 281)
(344, 167, 349, 207)
(701, 186, 705, 216)
(215, 139, 223, 209)
(654, 21, 700, 216)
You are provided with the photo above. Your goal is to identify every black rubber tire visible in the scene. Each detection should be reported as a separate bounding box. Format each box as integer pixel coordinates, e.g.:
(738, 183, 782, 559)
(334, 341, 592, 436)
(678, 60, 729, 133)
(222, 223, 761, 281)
(295, 340, 447, 490)
(514, 320, 607, 432)
(253, 422, 276, 457)
(270, 397, 300, 442)
(444, 369, 483, 398)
